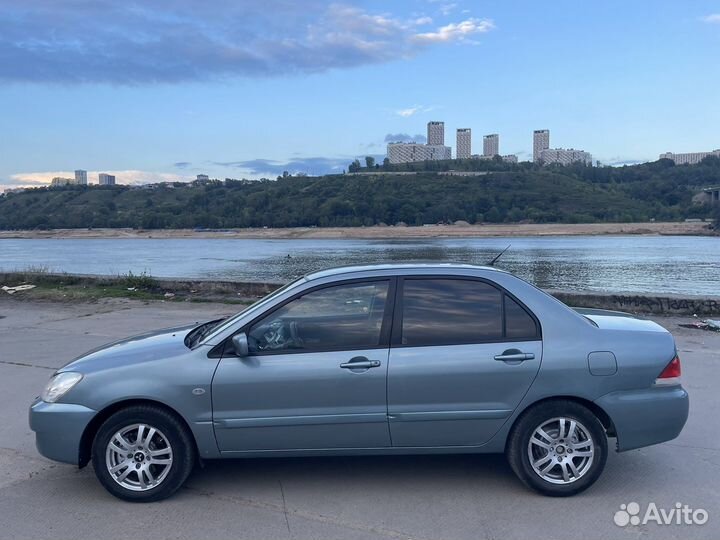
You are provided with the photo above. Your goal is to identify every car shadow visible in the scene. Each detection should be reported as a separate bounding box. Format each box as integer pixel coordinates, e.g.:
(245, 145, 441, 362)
(198, 452, 511, 480)
(181, 448, 655, 500)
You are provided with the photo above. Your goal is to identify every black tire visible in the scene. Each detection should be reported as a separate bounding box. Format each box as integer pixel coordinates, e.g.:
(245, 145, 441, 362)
(91, 405, 196, 502)
(507, 400, 607, 497)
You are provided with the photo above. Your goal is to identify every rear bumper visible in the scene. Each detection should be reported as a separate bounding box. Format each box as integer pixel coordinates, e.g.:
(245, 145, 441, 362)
(595, 385, 689, 452)
(29, 399, 96, 465)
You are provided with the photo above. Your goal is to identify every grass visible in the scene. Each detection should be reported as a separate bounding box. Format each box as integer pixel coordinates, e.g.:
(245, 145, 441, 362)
(122, 270, 157, 290)
(0, 269, 257, 304)
(26, 284, 169, 302)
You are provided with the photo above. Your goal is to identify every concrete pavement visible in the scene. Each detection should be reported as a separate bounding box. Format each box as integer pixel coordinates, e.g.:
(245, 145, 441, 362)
(0, 297, 718, 540)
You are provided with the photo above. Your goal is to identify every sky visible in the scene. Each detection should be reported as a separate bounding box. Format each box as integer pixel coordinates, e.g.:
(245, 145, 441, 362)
(1, 0, 719, 191)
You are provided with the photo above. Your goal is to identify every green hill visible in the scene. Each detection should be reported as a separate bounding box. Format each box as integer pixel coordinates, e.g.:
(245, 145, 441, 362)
(1, 158, 718, 229)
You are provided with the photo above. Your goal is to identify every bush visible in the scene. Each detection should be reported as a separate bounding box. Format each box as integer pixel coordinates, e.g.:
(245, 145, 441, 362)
(123, 270, 156, 290)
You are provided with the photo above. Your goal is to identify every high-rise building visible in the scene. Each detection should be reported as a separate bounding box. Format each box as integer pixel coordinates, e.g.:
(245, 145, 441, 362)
(50, 177, 75, 186)
(539, 148, 592, 166)
(659, 149, 720, 165)
(74, 169, 88, 185)
(387, 143, 452, 164)
(456, 129, 471, 159)
(98, 173, 116, 186)
(483, 134, 499, 157)
(427, 121, 445, 146)
(533, 130, 550, 162)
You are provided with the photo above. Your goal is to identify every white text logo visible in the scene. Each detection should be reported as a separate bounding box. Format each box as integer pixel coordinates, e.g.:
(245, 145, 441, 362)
(614, 502, 708, 527)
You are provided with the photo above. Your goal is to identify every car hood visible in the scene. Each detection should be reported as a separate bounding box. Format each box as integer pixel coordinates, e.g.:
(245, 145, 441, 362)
(60, 323, 197, 374)
(573, 308, 668, 333)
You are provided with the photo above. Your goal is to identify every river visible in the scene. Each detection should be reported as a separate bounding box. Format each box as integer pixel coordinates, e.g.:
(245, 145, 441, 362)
(1, 236, 718, 295)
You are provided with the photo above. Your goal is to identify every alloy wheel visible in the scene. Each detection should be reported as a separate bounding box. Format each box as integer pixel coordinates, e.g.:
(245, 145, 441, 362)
(105, 423, 174, 491)
(528, 417, 594, 484)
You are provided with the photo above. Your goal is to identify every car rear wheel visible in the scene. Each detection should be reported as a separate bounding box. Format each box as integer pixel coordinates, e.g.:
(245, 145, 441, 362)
(91, 405, 196, 502)
(507, 400, 607, 496)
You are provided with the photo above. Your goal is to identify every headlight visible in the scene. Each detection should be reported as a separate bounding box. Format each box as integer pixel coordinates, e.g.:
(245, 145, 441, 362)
(41, 372, 83, 403)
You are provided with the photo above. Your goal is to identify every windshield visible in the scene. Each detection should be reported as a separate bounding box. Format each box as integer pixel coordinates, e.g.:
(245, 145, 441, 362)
(195, 276, 307, 346)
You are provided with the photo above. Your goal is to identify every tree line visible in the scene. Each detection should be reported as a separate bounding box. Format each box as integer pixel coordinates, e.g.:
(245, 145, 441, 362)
(0, 157, 718, 230)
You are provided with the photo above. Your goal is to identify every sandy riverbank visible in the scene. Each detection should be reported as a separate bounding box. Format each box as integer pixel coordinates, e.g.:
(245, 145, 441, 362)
(0, 221, 714, 239)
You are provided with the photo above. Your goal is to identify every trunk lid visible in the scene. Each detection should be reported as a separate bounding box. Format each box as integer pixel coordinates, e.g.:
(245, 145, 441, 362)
(573, 308, 669, 333)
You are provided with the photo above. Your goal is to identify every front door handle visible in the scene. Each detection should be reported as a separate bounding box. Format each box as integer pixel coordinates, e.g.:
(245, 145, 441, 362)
(494, 349, 535, 362)
(340, 357, 381, 370)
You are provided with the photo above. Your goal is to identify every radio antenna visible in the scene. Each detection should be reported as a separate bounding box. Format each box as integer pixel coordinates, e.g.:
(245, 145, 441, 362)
(488, 245, 511, 267)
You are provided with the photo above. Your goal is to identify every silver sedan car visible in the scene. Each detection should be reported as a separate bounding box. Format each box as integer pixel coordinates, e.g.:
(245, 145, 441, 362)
(29, 264, 689, 501)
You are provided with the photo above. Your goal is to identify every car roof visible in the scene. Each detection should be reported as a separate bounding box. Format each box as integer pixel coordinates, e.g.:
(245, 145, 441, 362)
(304, 263, 507, 281)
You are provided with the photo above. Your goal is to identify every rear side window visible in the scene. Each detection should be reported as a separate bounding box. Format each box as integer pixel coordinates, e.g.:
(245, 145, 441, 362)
(400, 278, 539, 347)
(504, 294, 540, 339)
(401, 279, 503, 346)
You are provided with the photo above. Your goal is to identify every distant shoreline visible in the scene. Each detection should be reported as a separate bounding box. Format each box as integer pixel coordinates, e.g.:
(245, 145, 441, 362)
(0, 221, 714, 240)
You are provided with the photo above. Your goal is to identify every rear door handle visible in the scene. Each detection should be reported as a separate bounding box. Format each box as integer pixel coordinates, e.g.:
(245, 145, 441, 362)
(494, 351, 535, 362)
(340, 357, 381, 370)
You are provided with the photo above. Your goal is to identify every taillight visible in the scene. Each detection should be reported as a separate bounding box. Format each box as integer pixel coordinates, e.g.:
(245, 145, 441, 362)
(655, 355, 681, 386)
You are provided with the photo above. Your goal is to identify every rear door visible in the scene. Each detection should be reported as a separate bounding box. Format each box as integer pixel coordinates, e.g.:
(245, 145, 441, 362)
(387, 277, 542, 447)
(212, 278, 394, 452)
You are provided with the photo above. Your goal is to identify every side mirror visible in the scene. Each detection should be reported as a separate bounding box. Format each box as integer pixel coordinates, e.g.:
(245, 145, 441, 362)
(231, 333, 249, 357)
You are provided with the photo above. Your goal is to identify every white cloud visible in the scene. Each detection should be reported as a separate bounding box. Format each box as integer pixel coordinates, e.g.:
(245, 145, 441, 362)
(439, 3, 457, 16)
(413, 18, 495, 44)
(394, 105, 435, 117)
(396, 106, 422, 117)
(0, 2, 496, 83)
(700, 13, 720, 23)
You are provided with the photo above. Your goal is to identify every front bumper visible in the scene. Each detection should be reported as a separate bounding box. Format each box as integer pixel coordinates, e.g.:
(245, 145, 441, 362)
(29, 399, 96, 465)
(595, 385, 689, 452)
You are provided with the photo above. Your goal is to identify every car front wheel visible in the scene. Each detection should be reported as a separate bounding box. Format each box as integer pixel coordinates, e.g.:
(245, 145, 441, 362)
(507, 400, 608, 496)
(91, 405, 196, 502)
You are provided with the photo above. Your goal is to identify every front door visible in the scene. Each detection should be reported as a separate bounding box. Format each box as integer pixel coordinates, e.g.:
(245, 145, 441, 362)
(388, 277, 542, 447)
(212, 279, 393, 452)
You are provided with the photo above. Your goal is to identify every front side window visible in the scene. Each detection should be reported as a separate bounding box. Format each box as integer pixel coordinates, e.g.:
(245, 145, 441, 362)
(400, 278, 539, 347)
(248, 281, 389, 353)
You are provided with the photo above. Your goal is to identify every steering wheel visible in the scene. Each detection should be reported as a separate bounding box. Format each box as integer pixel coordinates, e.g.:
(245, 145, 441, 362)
(255, 319, 302, 350)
